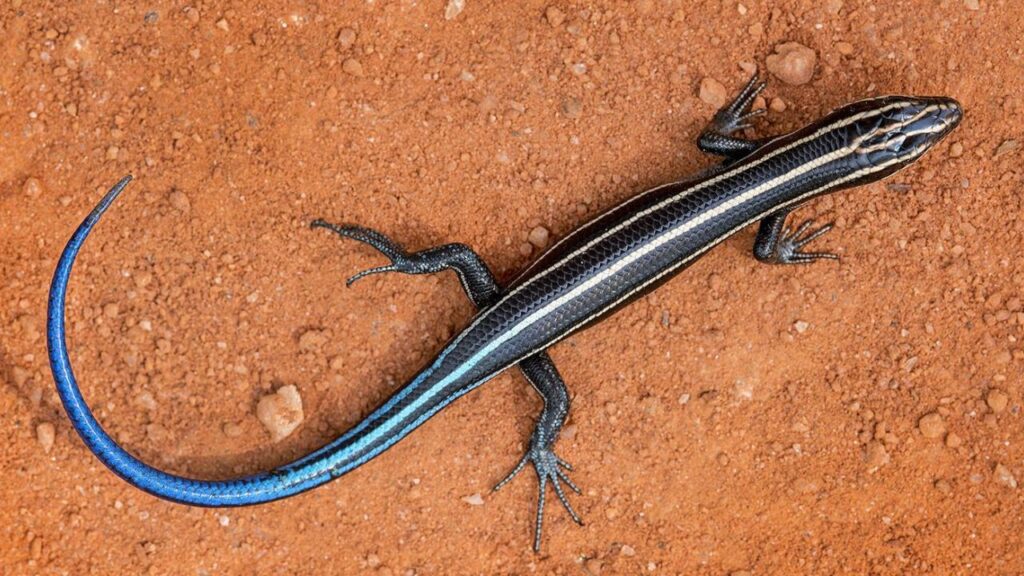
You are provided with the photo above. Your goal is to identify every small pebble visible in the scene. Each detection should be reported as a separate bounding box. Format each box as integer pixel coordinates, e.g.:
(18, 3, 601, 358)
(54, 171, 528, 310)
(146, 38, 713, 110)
(945, 432, 962, 448)
(769, 97, 787, 113)
(698, 77, 727, 108)
(825, 0, 844, 14)
(257, 385, 304, 441)
(986, 389, 1009, 413)
(222, 422, 243, 437)
(793, 320, 809, 333)
(620, 544, 636, 557)
(337, 28, 356, 49)
(528, 226, 550, 249)
(168, 190, 191, 212)
(23, 177, 42, 198)
(215, 17, 229, 31)
(949, 142, 964, 157)
(835, 41, 854, 56)
(864, 441, 889, 469)
(963, 0, 980, 10)
(934, 478, 952, 494)
(519, 242, 533, 257)
(918, 412, 946, 439)
(993, 139, 1019, 158)
(343, 58, 364, 77)
(37, 422, 55, 453)
(584, 558, 603, 575)
(298, 328, 327, 351)
(444, 0, 465, 20)
(561, 97, 582, 118)
(545, 6, 565, 27)
(994, 463, 1018, 488)
(678, 393, 690, 405)
(765, 42, 817, 85)
(461, 493, 484, 506)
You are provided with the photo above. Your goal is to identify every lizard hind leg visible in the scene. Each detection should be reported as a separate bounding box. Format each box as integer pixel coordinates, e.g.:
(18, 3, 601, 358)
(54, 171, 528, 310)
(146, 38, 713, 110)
(493, 352, 583, 552)
(311, 220, 501, 308)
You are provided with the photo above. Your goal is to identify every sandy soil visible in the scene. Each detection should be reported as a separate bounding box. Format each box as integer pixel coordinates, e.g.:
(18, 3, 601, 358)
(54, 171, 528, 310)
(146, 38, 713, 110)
(2, 1, 1023, 574)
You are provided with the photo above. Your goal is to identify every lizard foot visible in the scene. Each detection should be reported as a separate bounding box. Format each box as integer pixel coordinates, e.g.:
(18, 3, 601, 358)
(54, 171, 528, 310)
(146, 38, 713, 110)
(773, 219, 839, 264)
(493, 444, 582, 552)
(311, 220, 423, 285)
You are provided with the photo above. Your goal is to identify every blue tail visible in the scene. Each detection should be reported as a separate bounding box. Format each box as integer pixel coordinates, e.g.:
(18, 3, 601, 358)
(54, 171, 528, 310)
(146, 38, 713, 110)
(47, 177, 458, 506)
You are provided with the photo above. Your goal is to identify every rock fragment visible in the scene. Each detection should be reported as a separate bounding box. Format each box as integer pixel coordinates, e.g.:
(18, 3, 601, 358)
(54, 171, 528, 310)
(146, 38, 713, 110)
(698, 77, 727, 107)
(994, 463, 1018, 488)
(766, 42, 817, 85)
(298, 328, 327, 351)
(343, 58, 364, 77)
(545, 6, 565, 27)
(986, 389, 1009, 413)
(444, 0, 465, 20)
(37, 422, 55, 453)
(918, 412, 946, 439)
(23, 177, 42, 198)
(461, 493, 484, 505)
(864, 441, 889, 469)
(337, 28, 356, 49)
(528, 226, 550, 249)
(257, 385, 304, 441)
(994, 139, 1019, 158)
(168, 189, 191, 213)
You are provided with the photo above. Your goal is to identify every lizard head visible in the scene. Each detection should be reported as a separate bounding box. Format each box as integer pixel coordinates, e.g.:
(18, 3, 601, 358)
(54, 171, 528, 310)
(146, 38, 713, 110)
(839, 96, 962, 180)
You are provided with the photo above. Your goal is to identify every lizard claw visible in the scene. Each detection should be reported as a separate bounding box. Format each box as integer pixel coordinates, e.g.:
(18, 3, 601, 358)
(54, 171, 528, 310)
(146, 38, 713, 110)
(494, 445, 583, 552)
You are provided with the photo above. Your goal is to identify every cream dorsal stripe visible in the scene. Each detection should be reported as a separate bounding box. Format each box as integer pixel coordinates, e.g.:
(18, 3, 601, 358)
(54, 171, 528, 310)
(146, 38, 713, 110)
(441, 99, 912, 360)
(384, 104, 942, 431)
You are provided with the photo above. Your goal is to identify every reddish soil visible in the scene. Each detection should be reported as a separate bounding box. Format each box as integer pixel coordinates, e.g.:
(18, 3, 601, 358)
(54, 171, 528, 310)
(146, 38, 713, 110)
(2, 1, 1023, 574)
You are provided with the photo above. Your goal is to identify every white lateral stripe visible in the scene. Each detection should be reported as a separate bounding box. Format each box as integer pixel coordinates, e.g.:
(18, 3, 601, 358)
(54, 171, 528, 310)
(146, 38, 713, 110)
(377, 122, 922, 434)
(447, 100, 911, 359)
(367, 101, 945, 448)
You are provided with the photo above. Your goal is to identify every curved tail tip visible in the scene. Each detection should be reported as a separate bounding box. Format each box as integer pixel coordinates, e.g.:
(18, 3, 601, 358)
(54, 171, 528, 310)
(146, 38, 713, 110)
(93, 175, 134, 215)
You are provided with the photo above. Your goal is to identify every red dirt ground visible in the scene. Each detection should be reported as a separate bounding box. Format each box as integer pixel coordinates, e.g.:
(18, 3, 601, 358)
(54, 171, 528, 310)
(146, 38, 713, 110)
(2, 1, 1023, 574)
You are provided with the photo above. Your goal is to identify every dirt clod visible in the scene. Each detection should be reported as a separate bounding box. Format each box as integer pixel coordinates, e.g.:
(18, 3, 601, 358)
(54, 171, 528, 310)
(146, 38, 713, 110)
(766, 42, 817, 85)
(256, 385, 304, 441)
(918, 412, 947, 439)
(36, 423, 55, 453)
(698, 77, 728, 107)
